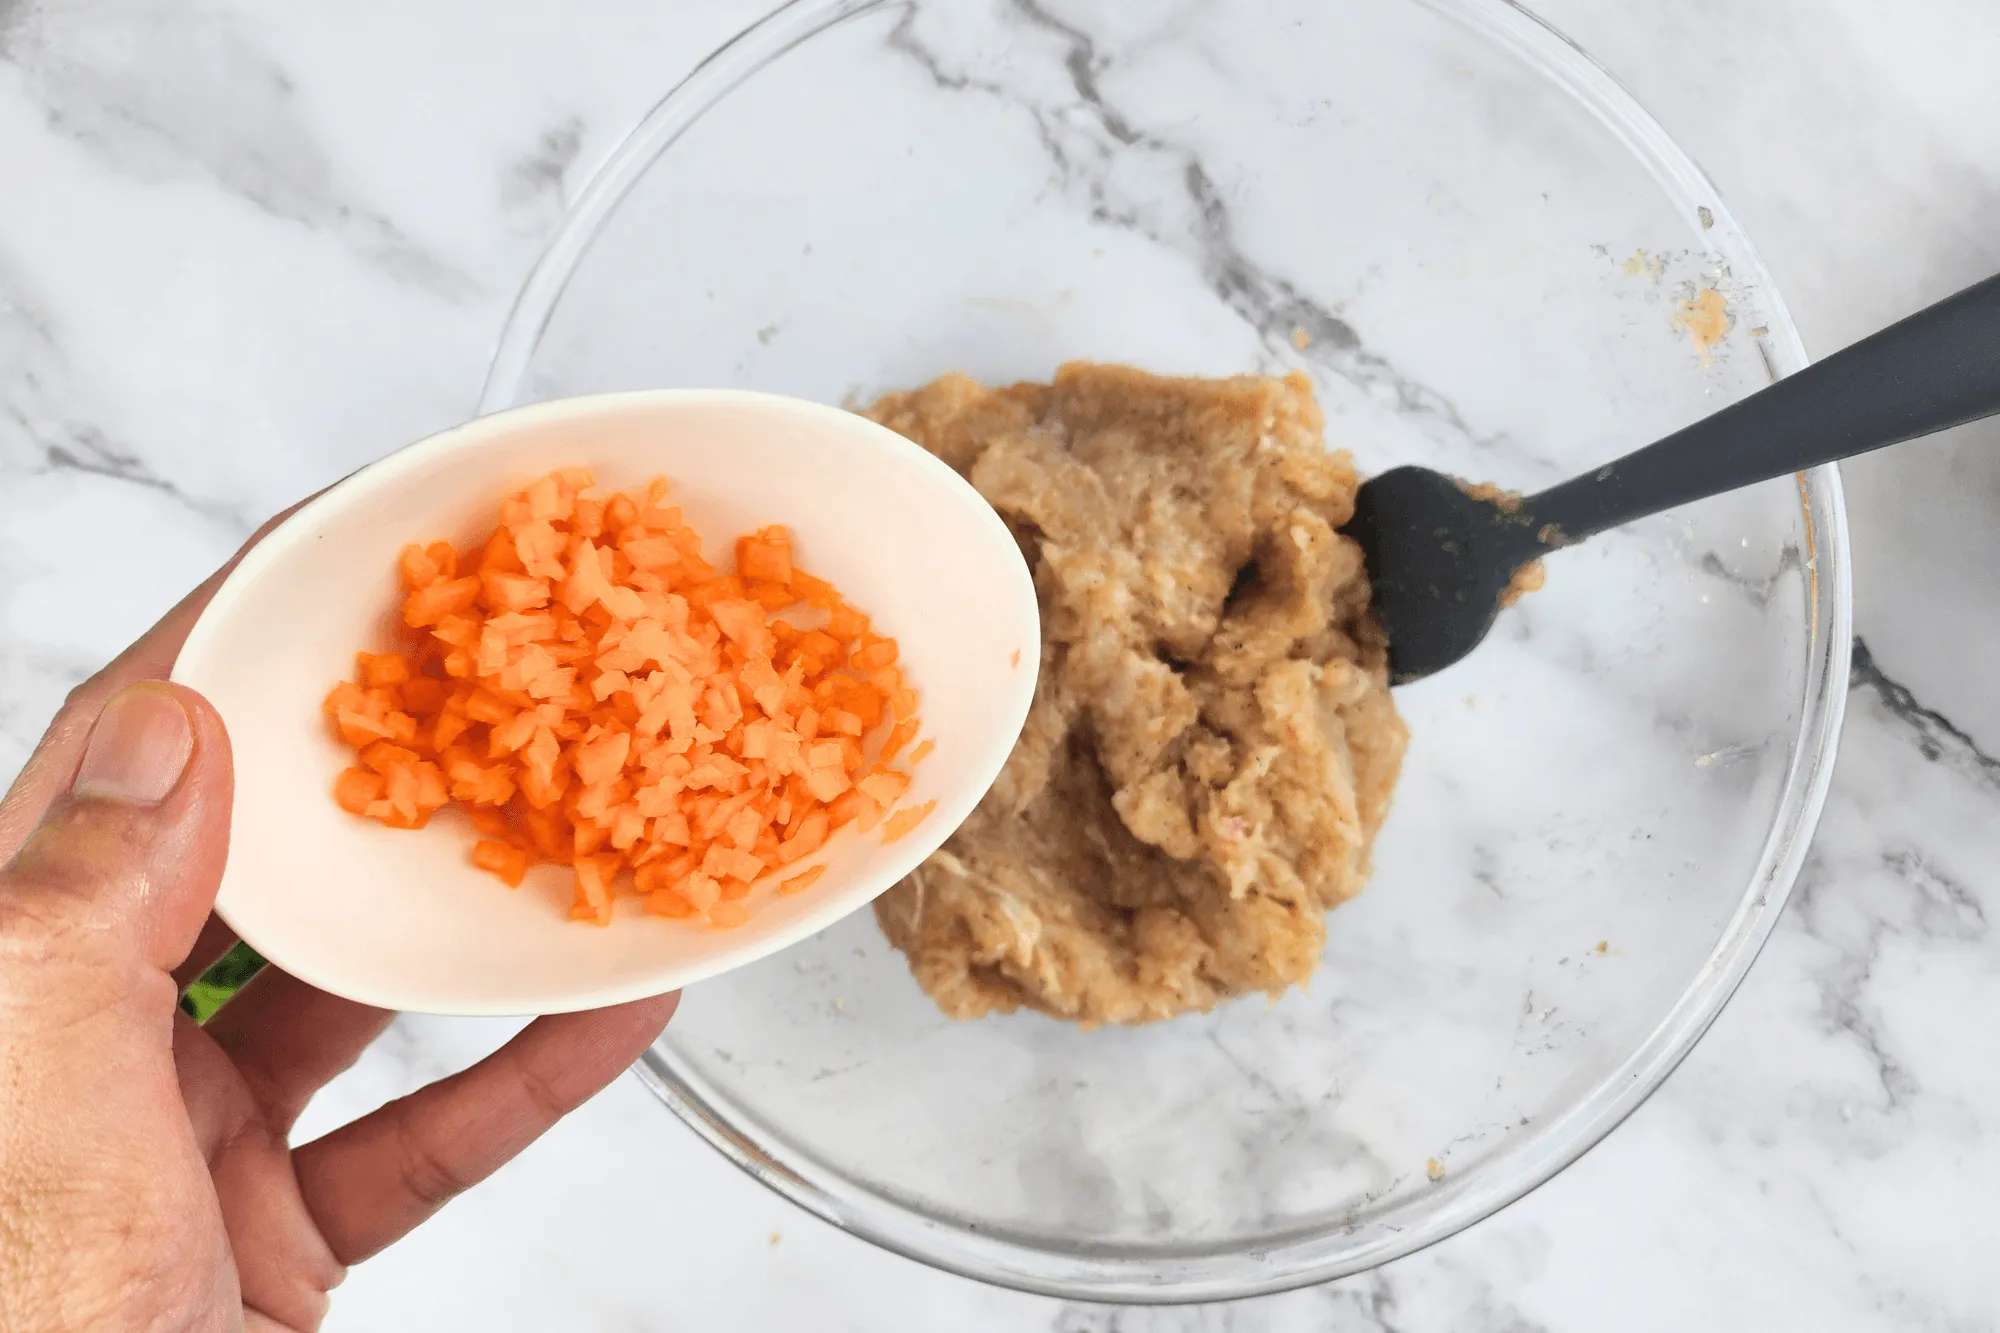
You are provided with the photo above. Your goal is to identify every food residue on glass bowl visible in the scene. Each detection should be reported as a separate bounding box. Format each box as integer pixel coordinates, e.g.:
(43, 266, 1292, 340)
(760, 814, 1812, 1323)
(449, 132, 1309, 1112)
(1672, 286, 1734, 358)
(323, 467, 925, 931)
(863, 364, 1407, 1027)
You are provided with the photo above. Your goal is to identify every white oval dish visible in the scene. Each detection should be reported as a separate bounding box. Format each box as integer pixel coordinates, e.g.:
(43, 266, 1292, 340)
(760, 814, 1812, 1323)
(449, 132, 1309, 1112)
(173, 389, 1040, 1016)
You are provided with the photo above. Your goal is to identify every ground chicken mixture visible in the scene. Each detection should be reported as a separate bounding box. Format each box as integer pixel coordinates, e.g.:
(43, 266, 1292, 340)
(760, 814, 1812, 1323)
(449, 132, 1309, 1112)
(863, 364, 1407, 1026)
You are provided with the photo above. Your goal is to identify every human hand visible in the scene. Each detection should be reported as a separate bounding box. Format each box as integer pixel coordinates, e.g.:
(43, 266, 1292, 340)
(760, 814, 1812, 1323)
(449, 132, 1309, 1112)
(0, 528, 678, 1333)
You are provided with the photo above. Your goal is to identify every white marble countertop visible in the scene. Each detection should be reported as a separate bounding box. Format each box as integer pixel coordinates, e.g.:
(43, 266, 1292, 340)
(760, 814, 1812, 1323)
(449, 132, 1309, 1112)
(3, 0, 1997, 1327)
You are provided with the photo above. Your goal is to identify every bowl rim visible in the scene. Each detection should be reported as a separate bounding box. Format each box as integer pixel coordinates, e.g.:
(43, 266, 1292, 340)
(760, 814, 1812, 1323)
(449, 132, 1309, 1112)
(480, 0, 1854, 1302)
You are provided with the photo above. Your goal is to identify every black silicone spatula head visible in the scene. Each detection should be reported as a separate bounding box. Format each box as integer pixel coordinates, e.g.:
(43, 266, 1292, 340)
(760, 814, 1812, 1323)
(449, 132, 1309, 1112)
(1343, 466, 1549, 684)
(1344, 271, 2000, 685)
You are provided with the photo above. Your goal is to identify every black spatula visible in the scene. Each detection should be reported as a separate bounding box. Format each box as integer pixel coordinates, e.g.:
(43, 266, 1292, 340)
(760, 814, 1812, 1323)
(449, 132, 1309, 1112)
(1345, 272, 2000, 684)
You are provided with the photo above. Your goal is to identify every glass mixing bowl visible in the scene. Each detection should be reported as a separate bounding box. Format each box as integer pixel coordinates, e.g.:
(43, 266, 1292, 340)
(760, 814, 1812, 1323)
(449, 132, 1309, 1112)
(479, 0, 1850, 1302)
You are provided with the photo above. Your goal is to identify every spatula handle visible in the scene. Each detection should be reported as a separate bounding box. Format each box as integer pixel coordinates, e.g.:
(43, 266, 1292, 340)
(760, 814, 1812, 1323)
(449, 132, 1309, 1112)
(1525, 272, 2000, 544)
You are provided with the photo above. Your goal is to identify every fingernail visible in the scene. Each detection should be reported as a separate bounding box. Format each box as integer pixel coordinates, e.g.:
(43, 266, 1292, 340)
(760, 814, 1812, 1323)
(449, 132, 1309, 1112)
(73, 684, 195, 806)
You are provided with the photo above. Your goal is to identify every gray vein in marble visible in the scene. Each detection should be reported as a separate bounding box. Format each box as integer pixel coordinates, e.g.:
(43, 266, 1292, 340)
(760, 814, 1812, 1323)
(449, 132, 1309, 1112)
(4, 2, 475, 300)
(1850, 636, 2000, 789)
(1790, 856, 1919, 1113)
(501, 115, 584, 221)
(1695, 544, 1804, 608)
(1321, 1275, 1412, 1333)
(886, 3, 1494, 451)
(0, 0, 24, 58)
(1787, 640, 1997, 1132)
(0, 264, 243, 524)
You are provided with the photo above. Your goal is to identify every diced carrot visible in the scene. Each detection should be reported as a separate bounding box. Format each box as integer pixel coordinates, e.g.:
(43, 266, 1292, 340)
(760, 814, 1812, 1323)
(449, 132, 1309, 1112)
(777, 811, 829, 864)
(645, 889, 695, 918)
(609, 804, 646, 851)
(403, 576, 482, 628)
(433, 710, 471, 751)
(681, 872, 722, 913)
(488, 710, 538, 755)
(334, 767, 384, 814)
(452, 764, 516, 807)
(573, 731, 631, 785)
(858, 770, 911, 807)
(736, 527, 793, 584)
(326, 469, 923, 933)
(882, 800, 938, 842)
(399, 543, 444, 591)
(826, 602, 869, 641)
(620, 534, 680, 571)
(909, 738, 934, 765)
(851, 637, 898, 671)
(400, 676, 448, 715)
(826, 789, 869, 828)
(357, 651, 412, 687)
(790, 570, 836, 606)
(805, 767, 850, 803)
(480, 528, 525, 573)
(707, 598, 770, 652)
(701, 844, 766, 884)
(359, 740, 421, 775)
(779, 865, 825, 896)
(881, 718, 920, 763)
(471, 839, 529, 888)
(745, 581, 796, 612)
(468, 806, 511, 838)
(483, 570, 551, 612)
(462, 688, 513, 726)
(854, 794, 886, 833)
(522, 805, 568, 859)
(573, 854, 615, 926)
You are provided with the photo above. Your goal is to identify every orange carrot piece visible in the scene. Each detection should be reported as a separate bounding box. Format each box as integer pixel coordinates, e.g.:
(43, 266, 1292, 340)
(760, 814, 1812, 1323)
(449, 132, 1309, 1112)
(826, 602, 869, 641)
(681, 872, 722, 913)
(468, 807, 512, 838)
(403, 576, 482, 628)
(881, 718, 920, 763)
(399, 544, 441, 590)
(857, 770, 911, 807)
(328, 469, 922, 934)
(573, 855, 615, 926)
(645, 889, 695, 918)
(779, 865, 825, 896)
(788, 568, 834, 603)
(851, 638, 898, 671)
(334, 768, 383, 814)
(400, 677, 448, 715)
(471, 839, 529, 888)
(357, 651, 412, 687)
(736, 528, 793, 584)
(882, 800, 938, 842)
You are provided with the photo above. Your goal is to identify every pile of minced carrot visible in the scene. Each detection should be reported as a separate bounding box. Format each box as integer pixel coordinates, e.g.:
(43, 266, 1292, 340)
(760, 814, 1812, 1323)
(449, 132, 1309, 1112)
(324, 467, 932, 929)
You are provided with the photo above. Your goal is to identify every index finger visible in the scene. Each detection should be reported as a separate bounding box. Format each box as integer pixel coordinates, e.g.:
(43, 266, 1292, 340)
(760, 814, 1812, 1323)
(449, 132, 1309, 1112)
(292, 993, 678, 1264)
(0, 497, 317, 860)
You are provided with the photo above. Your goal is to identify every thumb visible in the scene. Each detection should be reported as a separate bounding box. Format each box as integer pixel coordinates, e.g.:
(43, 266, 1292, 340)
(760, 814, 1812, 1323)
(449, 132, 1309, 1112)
(1, 683, 233, 994)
